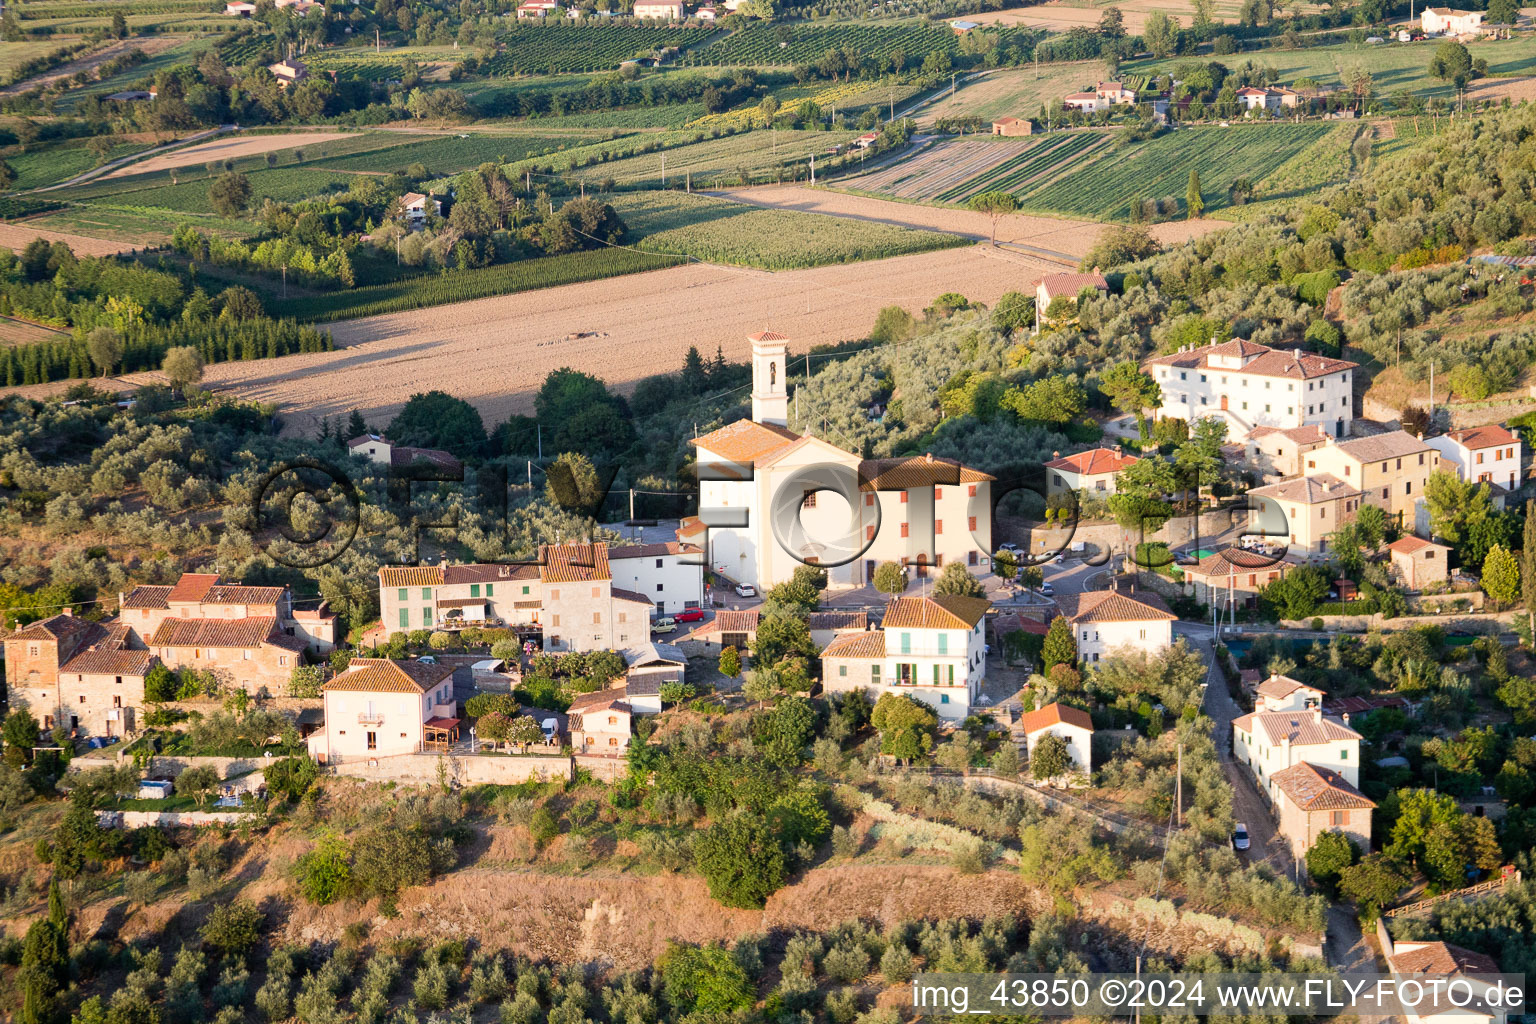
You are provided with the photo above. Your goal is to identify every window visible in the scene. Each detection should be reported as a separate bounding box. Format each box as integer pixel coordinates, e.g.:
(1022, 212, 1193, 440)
(1340, 748, 1348, 760)
(935, 520, 943, 535)
(655, 558, 663, 569)
(550, 589, 559, 601)
(899, 491, 908, 504)
(871, 665, 880, 684)
(934, 487, 943, 499)
(593, 612, 602, 624)
(968, 484, 977, 497)
(1381, 487, 1388, 499)
(900, 523, 909, 538)
(470, 583, 481, 597)
(114, 695, 121, 707)
(940, 693, 950, 704)
(838, 665, 847, 677)
(802, 491, 817, 508)
(591, 586, 600, 598)
(367, 731, 377, 750)
(399, 608, 409, 628)
(937, 634, 948, 655)
(423, 608, 432, 627)
(866, 525, 875, 541)
(421, 587, 432, 600)
(27, 645, 37, 657)
(865, 493, 874, 506)
(900, 633, 911, 654)
(933, 665, 941, 685)
(1477, 452, 1485, 465)
(552, 614, 561, 627)
(968, 551, 978, 566)
(609, 737, 619, 746)
(1200, 374, 1207, 382)
(1330, 810, 1346, 827)
(78, 695, 85, 703)
(397, 588, 407, 601)
(486, 585, 494, 596)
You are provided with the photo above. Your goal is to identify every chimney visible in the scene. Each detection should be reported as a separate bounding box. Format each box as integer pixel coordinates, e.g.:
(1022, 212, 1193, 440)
(1112, 444, 1123, 456)
(1342, 712, 1351, 726)
(61, 607, 72, 617)
(1052, 450, 1061, 459)
(1311, 706, 1323, 723)
(924, 452, 934, 463)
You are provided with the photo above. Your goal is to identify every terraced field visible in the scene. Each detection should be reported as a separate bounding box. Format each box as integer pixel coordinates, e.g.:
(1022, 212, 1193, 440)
(935, 131, 1114, 201)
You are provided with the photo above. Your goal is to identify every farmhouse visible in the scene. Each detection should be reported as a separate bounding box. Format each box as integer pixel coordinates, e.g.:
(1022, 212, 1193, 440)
(692, 331, 994, 590)
(1236, 86, 1301, 112)
(567, 688, 633, 753)
(1422, 7, 1484, 34)
(622, 642, 685, 711)
(1380, 937, 1505, 1024)
(950, 19, 980, 32)
(1062, 81, 1135, 113)
(1145, 338, 1356, 440)
(1034, 271, 1108, 330)
(1045, 446, 1137, 496)
(346, 432, 461, 473)
(1058, 583, 1175, 664)
(398, 193, 443, 230)
(603, 541, 706, 615)
(516, 0, 562, 15)
(1303, 430, 1439, 532)
(1269, 761, 1375, 862)
(120, 569, 336, 655)
(378, 562, 541, 635)
(991, 116, 1033, 137)
(224, 1, 255, 14)
(307, 657, 459, 764)
(1020, 702, 1093, 778)
(1425, 424, 1521, 498)
(819, 594, 990, 721)
(632, 0, 684, 17)
(3, 613, 155, 739)
(1386, 536, 1451, 590)
(268, 59, 308, 88)
(1246, 474, 1361, 562)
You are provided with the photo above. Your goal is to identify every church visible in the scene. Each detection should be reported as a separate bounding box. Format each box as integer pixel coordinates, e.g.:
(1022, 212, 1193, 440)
(689, 331, 996, 590)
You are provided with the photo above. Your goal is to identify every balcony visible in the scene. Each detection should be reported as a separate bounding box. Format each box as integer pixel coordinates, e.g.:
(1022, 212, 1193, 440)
(357, 712, 385, 725)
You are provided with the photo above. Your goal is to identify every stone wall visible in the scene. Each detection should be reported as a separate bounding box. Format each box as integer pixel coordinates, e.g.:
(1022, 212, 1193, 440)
(574, 754, 627, 783)
(69, 752, 262, 780)
(1278, 609, 1510, 632)
(328, 751, 572, 786)
(97, 809, 256, 829)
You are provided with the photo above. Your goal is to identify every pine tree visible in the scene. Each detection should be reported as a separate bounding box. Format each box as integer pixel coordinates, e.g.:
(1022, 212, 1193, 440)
(1186, 168, 1204, 220)
(1042, 615, 1077, 671)
(1522, 498, 1536, 639)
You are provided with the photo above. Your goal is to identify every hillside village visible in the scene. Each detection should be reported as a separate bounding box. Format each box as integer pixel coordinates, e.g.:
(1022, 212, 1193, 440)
(8, 0, 1536, 1012)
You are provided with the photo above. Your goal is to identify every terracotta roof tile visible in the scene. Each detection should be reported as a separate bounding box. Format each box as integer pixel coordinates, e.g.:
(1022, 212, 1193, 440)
(1249, 473, 1359, 504)
(1389, 941, 1498, 976)
(1061, 588, 1175, 623)
(1270, 762, 1375, 811)
(1146, 340, 1357, 380)
(1248, 424, 1329, 445)
(1020, 701, 1093, 733)
(710, 609, 760, 633)
(1256, 674, 1325, 699)
(167, 573, 221, 603)
(820, 631, 886, 658)
(1387, 536, 1445, 554)
(859, 454, 994, 490)
(1185, 548, 1295, 578)
(120, 585, 173, 610)
(61, 647, 154, 676)
(808, 611, 867, 631)
(204, 585, 285, 606)
(1038, 272, 1108, 298)
(1332, 430, 1433, 463)
(8, 613, 101, 644)
(378, 566, 446, 587)
(541, 542, 612, 583)
(607, 542, 702, 560)
(149, 616, 279, 649)
(324, 657, 454, 694)
(1444, 425, 1516, 450)
(1242, 709, 1362, 746)
(689, 418, 800, 464)
(1045, 447, 1139, 475)
(882, 594, 990, 630)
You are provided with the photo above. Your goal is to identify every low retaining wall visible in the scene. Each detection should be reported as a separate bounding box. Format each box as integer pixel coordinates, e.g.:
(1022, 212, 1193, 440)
(97, 809, 256, 829)
(329, 752, 572, 786)
(69, 753, 261, 780)
(1279, 609, 1511, 632)
(574, 755, 627, 783)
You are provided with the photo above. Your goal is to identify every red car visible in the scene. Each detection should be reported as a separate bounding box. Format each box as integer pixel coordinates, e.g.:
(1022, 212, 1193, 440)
(674, 608, 706, 623)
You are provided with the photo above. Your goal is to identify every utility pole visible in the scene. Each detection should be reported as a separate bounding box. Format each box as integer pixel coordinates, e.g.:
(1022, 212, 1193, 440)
(375, 26, 380, 52)
(527, 460, 532, 487)
(951, 71, 955, 97)
(629, 488, 635, 520)
(1176, 742, 1183, 828)
(810, 153, 815, 185)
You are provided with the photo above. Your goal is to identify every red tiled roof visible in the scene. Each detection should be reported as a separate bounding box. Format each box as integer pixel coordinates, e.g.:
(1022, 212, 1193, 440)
(1256, 674, 1325, 700)
(611, 586, 655, 605)
(541, 542, 612, 583)
(1444, 425, 1516, 449)
(391, 446, 461, 472)
(1234, 708, 1361, 746)
(820, 631, 886, 658)
(808, 611, 867, 631)
(1045, 447, 1138, 475)
(149, 616, 279, 649)
(120, 585, 173, 610)
(205, 585, 285, 606)
(859, 454, 993, 489)
(61, 647, 154, 676)
(1249, 473, 1359, 504)
(1147, 340, 1357, 380)
(1248, 423, 1329, 445)
(1387, 536, 1446, 554)
(709, 609, 760, 634)
(607, 541, 702, 560)
(567, 685, 631, 710)
(167, 573, 220, 603)
(1270, 761, 1375, 811)
(1038, 272, 1108, 298)
(689, 418, 800, 464)
(1185, 548, 1294, 578)
(882, 594, 989, 630)
(1332, 430, 1433, 463)
(8, 613, 101, 644)
(748, 330, 788, 342)
(1388, 940, 1498, 975)
(1021, 701, 1093, 733)
(1061, 588, 1175, 623)
(325, 657, 454, 693)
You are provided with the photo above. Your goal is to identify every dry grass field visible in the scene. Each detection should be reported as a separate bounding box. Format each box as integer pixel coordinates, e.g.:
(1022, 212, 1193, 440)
(107, 130, 357, 178)
(0, 221, 137, 255)
(176, 243, 1067, 432)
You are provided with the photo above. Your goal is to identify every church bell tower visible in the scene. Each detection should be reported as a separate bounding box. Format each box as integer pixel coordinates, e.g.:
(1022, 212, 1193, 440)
(749, 330, 789, 426)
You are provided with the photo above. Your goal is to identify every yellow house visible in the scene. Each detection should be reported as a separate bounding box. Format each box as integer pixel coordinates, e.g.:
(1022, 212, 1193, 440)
(1304, 430, 1438, 531)
(1246, 474, 1361, 562)
(307, 658, 458, 764)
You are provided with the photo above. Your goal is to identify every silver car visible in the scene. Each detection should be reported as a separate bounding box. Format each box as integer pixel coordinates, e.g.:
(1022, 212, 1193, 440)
(1232, 823, 1251, 851)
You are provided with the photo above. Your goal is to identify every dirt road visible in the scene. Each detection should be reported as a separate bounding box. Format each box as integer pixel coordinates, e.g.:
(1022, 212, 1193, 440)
(179, 243, 1064, 433)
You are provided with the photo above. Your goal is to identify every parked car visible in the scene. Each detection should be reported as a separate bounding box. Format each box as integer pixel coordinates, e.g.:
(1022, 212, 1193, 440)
(1232, 823, 1250, 851)
(997, 542, 1022, 554)
(541, 718, 558, 743)
(417, 655, 437, 665)
(651, 617, 676, 634)
(674, 608, 706, 623)
(1039, 582, 1054, 596)
(734, 584, 757, 597)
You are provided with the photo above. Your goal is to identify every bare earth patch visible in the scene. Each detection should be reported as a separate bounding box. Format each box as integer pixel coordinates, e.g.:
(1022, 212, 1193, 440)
(105, 130, 357, 178)
(153, 244, 1069, 432)
(1465, 75, 1536, 103)
(0, 221, 137, 256)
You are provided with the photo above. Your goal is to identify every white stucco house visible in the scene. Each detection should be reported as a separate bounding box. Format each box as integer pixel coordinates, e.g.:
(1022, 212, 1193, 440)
(1425, 425, 1522, 500)
(820, 593, 990, 720)
(307, 658, 459, 764)
(1059, 585, 1176, 664)
(1045, 446, 1138, 496)
(1145, 339, 1357, 440)
(1232, 705, 1363, 791)
(1020, 701, 1094, 778)
(1255, 673, 1327, 713)
(1422, 7, 1484, 34)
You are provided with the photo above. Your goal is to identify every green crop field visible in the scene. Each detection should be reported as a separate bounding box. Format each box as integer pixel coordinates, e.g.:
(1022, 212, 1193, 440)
(217, 32, 279, 66)
(610, 189, 968, 269)
(28, 205, 253, 242)
(313, 133, 587, 175)
(17, 0, 218, 18)
(1022, 123, 1331, 220)
(935, 132, 1113, 202)
(285, 247, 684, 322)
(70, 166, 363, 215)
(515, 103, 708, 130)
(481, 25, 713, 75)
(680, 23, 957, 67)
(6, 139, 151, 190)
(1127, 35, 1536, 101)
(543, 129, 861, 189)
(304, 47, 466, 82)
(0, 39, 75, 76)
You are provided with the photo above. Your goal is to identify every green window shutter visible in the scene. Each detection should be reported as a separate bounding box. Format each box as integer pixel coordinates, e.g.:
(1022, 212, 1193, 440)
(486, 584, 494, 596)
(470, 584, 480, 597)
(399, 608, 409, 628)
(397, 588, 407, 601)
(421, 587, 432, 600)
